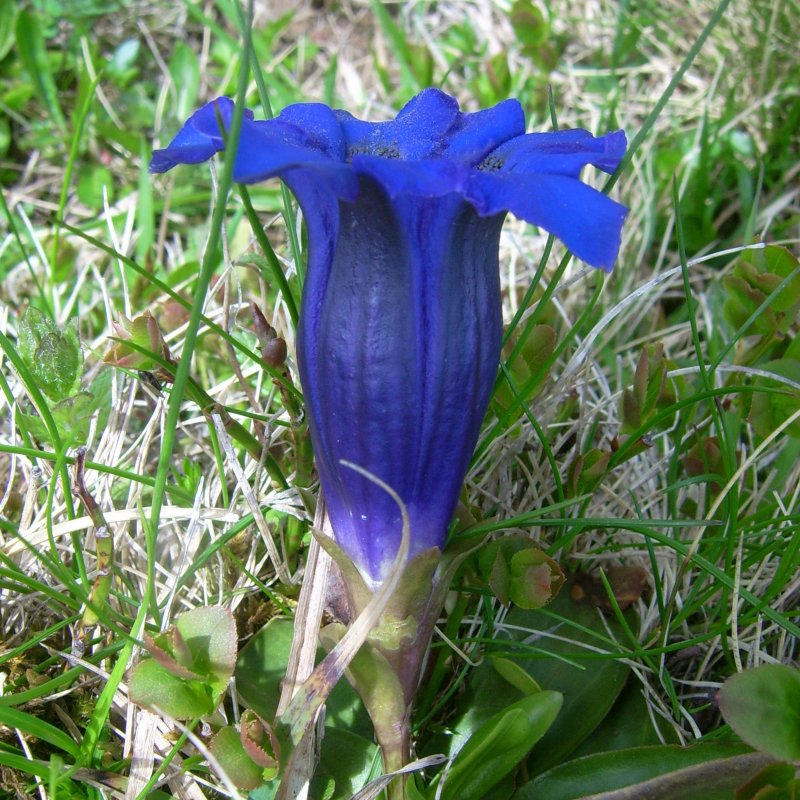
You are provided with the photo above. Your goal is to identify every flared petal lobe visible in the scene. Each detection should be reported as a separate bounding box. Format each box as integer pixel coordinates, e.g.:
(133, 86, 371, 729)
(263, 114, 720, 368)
(468, 171, 627, 272)
(486, 128, 627, 177)
(150, 98, 239, 172)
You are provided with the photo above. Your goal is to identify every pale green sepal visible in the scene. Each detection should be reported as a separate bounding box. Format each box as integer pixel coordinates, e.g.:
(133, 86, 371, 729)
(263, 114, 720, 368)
(312, 528, 372, 615)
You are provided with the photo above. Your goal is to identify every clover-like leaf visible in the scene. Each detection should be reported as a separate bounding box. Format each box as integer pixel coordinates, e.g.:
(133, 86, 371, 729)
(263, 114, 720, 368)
(240, 709, 280, 775)
(173, 605, 238, 690)
(135, 606, 237, 715)
(621, 342, 676, 436)
(566, 448, 611, 496)
(746, 359, 800, 441)
(104, 310, 173, 374)
(236, 617, 371, 738)
(144, 626, 202, 681)
(128, 659, 216, 720)
(477, 537, 564, 609)
(508, 547, 565, 610)
(313, 729, 380, 800)
(50, 391, 99, 447)
(723, 245, 800, 338)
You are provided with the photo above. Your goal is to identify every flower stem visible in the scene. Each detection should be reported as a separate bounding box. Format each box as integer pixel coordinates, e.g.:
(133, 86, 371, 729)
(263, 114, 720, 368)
(73, 447, 113, 635)
(373, 712, 411, 800)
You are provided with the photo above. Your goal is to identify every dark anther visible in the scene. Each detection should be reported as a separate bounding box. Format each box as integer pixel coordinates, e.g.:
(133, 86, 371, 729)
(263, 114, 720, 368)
(477, 154, 506, 171)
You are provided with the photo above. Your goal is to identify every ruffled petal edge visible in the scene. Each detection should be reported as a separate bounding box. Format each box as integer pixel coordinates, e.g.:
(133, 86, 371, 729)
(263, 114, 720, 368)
(468, 171, 628, 271)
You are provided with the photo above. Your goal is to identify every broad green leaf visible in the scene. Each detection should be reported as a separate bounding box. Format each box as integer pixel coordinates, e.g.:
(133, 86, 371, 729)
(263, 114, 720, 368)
(50, 391, 100, 447)
(16, 409, 51, 443)
(235, 617, 370, 737)
(477, 774, 516, 800)
(742, 245, 800, 315)
(31, 371, 113, 448)
(735, 762, 799, 799)
(723, 276, 774, 337)
(447, 582, 630, 775)
(570, 677, 680, 757)
(173, 606, 238, 691)
(34, 331, 82, 400)
(723, 245, 800, 337)
(17, 307, 53, 368)
(718, 664, 800, 762)
(146, 626, 202, 682)
(236, 618, 293, 723)
(515, 743, 759, 800)
(209, 725, 264, 791)
(248, 783, 279, 800)
(15, 10, 66, 132)
(438, 691, 562, 800)
(128, 659, 215, 719)
(516, 591, 631, 775)
(312, 729, 380, 800)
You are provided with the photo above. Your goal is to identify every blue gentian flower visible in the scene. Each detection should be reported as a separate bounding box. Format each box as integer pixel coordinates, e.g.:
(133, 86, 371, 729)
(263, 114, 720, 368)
(152, 89, 627, 585)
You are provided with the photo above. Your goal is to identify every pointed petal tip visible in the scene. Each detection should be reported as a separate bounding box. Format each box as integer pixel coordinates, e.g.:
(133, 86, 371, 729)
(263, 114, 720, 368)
(597, 128, 628, 173)
(149, 150, 174, 174)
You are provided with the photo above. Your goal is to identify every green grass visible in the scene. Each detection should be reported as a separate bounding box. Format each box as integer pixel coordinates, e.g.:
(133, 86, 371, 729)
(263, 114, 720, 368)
(1, 0, 799, 798)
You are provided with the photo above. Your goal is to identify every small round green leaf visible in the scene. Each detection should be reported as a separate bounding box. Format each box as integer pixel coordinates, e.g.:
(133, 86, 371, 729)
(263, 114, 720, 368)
(208, 725, 264, 791)
(718, 664, 800, 762)
(508, 547, 565, 609)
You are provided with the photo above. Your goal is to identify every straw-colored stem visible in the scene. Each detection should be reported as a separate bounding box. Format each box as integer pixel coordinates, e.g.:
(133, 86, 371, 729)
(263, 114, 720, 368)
(74, 448, 113, 633)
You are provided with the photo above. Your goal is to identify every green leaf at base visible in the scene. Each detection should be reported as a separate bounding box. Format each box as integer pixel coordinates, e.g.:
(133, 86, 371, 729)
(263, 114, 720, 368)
(718, 664, 800, 762)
